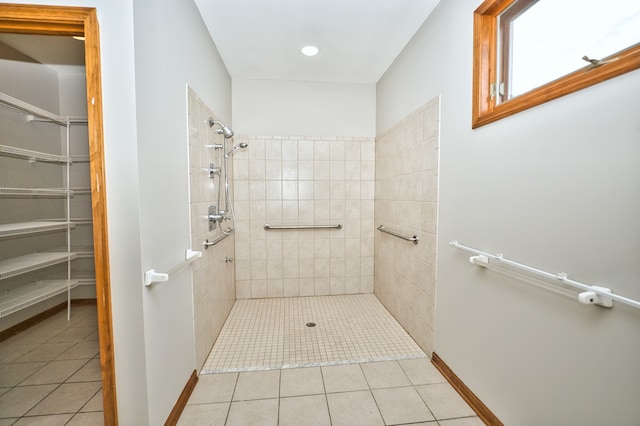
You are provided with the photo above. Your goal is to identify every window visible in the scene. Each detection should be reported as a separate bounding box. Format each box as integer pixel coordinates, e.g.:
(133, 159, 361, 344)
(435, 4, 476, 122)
(472, 0, 640, 128)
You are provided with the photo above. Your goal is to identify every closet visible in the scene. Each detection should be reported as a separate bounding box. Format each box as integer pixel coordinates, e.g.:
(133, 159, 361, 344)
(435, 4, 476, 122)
(0, 37, 95, 332)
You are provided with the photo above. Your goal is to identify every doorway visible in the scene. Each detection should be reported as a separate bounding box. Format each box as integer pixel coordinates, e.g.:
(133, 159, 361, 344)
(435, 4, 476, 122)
(0, 5, 116, 424)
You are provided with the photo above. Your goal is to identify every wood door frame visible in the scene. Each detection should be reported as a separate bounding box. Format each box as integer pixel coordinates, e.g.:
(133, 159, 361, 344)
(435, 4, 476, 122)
(0, 4, 117, 424)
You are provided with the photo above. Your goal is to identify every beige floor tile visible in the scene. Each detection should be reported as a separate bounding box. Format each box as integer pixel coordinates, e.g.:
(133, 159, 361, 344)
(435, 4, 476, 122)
(279, 394, 330, 426)
(226, 398, 278, 426)
(439, 417, 485, 426)
(66, 359, 101, 382)
(393, 423, 438, 425)
(177, 402, 229, 426)
(12, 414, 73, 425)
(233, 370, 280, 401)
(321, 364, 368, 393)
(326, 390, 384, 426)
(372, 386, 435, 424)
(82, 330, 100, 342)
(0, 343, 37, 364)
(2, 328, 52, 346)
(399, 358, 447, 385)
(416, 383, 476, 420)
(66, 411, 104, 426)
(18, 343, 75, 363)
(55, 341, 99, 360)
(189, 373, 238, 404)
(80, 389, 103, 412)
(280, 367, 324, 397)
(19, 360, 86, 386)
(0, 362, 46, 387)
(361, 360, 411, 389)
(0, 419, 18, 425)
(46, 327, 96, 344)
(0, 385, 56, 418)
(0, 305, 100, 423)
(27, 382, 101, 416)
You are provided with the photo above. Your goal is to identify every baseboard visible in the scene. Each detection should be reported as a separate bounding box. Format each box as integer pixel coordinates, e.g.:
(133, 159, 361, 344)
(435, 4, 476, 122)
(432, 352, 503, 426)
(0, 299, 97, 342)
(165, 370, 199, 426)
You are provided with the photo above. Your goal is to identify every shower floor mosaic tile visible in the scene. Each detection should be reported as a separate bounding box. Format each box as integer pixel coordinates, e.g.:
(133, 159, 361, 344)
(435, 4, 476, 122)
(202, 294, 426, 373)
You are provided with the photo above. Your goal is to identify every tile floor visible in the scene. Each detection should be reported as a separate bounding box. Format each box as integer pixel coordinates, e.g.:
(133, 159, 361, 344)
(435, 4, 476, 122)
(194, 294, 482, 425)
(203, 295, 425, 373)
(180, 358, 483, 425)
(0, 305, 103, 425)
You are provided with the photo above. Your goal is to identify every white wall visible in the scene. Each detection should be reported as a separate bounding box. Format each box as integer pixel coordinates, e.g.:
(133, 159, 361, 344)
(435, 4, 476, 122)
(133, 0, 231, 424)
(377, 1, 640, 425)
(233, 79, 375, 137)
(2, 0, 232, 423)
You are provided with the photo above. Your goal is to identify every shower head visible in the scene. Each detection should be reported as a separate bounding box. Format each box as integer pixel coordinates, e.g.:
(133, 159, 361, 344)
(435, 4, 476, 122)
(208, 118, 234, 139)
(224, 142, 248, 158)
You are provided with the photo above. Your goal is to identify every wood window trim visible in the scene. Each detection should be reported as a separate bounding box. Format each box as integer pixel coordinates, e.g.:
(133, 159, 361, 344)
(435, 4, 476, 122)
(0, 4, 117, 425)
(472, 0, 640, 129)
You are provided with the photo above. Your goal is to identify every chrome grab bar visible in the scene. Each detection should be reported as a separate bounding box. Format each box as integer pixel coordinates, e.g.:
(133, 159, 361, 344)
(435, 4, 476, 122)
(204, 228, 233, 249)
(377, 225, 419, 244)
(264, 224, 342, 230)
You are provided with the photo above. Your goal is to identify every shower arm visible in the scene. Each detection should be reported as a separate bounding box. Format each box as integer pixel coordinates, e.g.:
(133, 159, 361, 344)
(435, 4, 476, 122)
(208, 118, 234, 139)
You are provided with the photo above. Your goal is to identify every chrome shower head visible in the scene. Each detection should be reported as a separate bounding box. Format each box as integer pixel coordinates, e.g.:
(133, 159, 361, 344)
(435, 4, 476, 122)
(224, 142, 248, 158)
(208, 118, 234, 139)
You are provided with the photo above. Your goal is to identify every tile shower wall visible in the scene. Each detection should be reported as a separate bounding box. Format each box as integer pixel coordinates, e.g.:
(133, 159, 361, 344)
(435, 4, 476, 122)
(187, 88, 236, 368)
(374, 97, 440, 355)
(232, 136, 375, 299)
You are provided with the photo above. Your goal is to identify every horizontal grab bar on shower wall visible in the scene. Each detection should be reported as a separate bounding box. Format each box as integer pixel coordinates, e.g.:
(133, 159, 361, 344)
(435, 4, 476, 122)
(264, 224, 342, 230)
(144, 249, 202, 287)
(377, 225, 419, 244)
(450, 241, 640, 310)
(203, 228, 233, 249)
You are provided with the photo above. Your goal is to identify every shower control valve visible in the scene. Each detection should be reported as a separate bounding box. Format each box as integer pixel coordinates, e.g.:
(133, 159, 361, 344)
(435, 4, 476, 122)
(224, 257, 234, 263)
(208, 205, 224, 231)
(207, 163, 221, 177)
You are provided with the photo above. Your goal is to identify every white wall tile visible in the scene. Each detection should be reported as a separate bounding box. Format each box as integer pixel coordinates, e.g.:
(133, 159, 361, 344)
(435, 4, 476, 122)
(187, 91, 235, 368)
(374, 101, 439, 355)
(235, 135, 374, 298)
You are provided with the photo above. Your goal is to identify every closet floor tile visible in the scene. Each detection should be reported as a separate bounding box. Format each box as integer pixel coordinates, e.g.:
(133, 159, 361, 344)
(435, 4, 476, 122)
(26, 382, 101, 416)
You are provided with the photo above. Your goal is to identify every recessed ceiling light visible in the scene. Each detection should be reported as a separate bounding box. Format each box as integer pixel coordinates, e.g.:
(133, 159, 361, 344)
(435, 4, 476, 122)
(72, 36, 85, 41)
(301, 45, 319, 57)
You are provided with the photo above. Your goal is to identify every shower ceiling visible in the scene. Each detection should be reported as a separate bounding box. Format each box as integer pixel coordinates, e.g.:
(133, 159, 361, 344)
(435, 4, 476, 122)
(194, 0, 441, 84)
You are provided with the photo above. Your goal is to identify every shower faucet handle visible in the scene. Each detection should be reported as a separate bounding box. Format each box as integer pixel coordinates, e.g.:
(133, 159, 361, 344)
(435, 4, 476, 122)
(224, 257, 234, 263)
(208, 205, 224, 231)
(207, 163, 221, 177)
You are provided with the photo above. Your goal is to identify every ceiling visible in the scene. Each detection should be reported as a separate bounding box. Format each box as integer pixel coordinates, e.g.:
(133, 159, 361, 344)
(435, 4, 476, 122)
(194, 0, 440, 84)
(0, 33, 85, 74)
(0, 1, 440, 84)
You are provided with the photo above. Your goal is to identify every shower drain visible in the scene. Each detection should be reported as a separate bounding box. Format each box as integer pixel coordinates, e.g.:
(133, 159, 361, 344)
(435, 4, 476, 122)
(305, 322, 316, 327)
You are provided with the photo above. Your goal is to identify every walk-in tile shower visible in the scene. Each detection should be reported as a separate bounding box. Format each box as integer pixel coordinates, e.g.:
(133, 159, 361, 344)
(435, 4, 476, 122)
(189, 91, 440, 373)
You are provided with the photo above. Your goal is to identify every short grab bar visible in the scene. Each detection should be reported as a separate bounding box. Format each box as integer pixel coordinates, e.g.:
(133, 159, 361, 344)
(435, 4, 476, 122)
(204, 228, 233, 249)
(264, 224, 342, 230)
(144, 249, 202, 287)
(377, 225, 419, 244)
